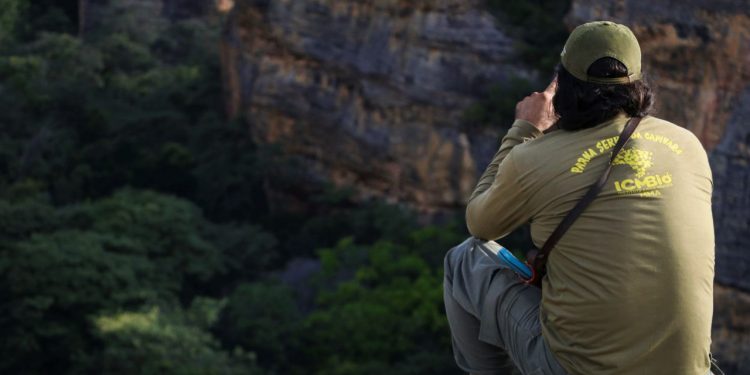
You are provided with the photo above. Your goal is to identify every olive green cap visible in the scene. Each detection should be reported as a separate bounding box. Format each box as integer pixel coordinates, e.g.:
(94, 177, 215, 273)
(560, 21, 642, 84)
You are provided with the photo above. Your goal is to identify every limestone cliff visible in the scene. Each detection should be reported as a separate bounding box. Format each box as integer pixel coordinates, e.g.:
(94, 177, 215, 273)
(714, 284, 750, 374)
(708, 80, 750, 375)
(221, 0, 534, 211)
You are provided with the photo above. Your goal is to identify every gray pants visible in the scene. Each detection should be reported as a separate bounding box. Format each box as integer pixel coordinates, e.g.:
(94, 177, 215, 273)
(443, 237, 568, 375)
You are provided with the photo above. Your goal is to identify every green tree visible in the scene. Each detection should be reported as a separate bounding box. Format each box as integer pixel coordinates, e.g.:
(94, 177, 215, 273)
(487, 0, 571, 74)
(0, 229, 158, 372)
(0, 189, 278, 373)
(463, 76, 535, 129)
(89, 302, 263, 375)
(214, 282, 303, 373)
(302, 236, 458, 375)
(0, 0, 27, 45)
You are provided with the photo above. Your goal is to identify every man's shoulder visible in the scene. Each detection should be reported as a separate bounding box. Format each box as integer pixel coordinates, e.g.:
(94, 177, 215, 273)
(639, 116, 707, 154)
(508, 121, 594, 158)
(506, 126, 577, 171)
(508, 115, 708, 167)
(515, 116, 704, 149)
(642, 116, 691, 136)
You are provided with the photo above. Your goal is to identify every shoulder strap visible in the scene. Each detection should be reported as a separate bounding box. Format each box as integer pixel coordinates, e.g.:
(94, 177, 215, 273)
(529, 116, 642, 276)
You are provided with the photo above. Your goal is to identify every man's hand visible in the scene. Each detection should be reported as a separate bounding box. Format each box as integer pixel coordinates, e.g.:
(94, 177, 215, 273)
(515, 78, 558, 132)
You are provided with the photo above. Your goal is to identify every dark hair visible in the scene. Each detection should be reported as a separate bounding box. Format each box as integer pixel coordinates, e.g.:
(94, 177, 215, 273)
(553, 57, 654, 130)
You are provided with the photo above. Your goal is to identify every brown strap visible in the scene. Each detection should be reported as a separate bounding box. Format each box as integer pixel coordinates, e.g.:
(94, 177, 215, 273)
(530, 116, 643, 276)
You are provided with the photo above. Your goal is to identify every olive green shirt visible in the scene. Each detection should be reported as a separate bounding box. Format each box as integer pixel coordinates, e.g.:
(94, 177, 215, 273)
(466, 115, 714, 375)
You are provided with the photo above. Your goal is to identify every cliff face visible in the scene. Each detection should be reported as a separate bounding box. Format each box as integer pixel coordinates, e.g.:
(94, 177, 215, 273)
(221, 0, 533, 211)
(712, 88, 750, 291)
(714, 284, 750, 374)
(709, 83, 750, 375)
(223, 0, 750, 211)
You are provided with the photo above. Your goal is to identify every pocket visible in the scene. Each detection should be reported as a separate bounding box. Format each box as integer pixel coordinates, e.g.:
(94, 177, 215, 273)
(504, 284, 543, 336)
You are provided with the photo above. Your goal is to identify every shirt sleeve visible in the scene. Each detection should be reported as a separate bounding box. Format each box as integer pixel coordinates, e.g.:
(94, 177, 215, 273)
(466, 120, 542, 240)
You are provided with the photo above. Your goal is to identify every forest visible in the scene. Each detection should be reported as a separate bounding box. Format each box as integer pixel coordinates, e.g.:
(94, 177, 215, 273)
(0, 0, 577, 374)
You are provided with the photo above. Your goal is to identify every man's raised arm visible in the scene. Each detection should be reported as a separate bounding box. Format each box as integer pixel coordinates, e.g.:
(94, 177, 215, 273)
(466, 79, 557, 240)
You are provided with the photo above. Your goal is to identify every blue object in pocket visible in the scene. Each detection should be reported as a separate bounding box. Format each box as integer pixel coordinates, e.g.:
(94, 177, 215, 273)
(496, 247, 533, 280)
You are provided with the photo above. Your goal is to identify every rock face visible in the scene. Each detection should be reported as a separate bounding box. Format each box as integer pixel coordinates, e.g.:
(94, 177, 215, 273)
(221, 0, 534, 211)
(711, 88, 750, 291)
(713, 284, 750, 374)
(711, 87, 750, 375)
(709, 89, 750, 374)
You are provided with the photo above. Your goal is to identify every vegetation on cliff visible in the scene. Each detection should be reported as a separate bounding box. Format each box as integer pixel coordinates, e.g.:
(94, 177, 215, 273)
(465, 0, 570, 129)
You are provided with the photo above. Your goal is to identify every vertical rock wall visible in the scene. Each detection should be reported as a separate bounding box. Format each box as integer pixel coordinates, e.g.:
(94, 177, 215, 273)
(711, 88, 750, 291)
(221, 0, 535, 211)
(714, 284, 750, 374)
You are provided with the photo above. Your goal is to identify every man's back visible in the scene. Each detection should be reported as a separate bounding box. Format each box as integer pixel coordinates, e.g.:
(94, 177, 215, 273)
(449, 21, 716, 375)
(510, 114, 714, 374)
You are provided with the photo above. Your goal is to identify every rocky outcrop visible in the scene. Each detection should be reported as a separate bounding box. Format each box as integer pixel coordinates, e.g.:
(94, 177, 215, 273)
(221, 0, 535, 211)
(713, 284, 750, 374)
(710, 89, 750, 373)
(711, 87, 750, 375)
(223, 0, 750, 212)
(712, 88, 750, 291)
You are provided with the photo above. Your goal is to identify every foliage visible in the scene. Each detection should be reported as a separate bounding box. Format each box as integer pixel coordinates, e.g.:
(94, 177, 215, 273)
(285, 199, 419, 255)
(463, 76, 535, 129)
(214, 282, 303, 373)
(1, 229, 152, 373)
(211, 223, 468, 375)
(89, 303, 262, 375)
(0, 190, 268, 373)
(487, 0, 571, 75)
(302, 235, 459, 375)
(60, 189, 223, 292)
(0, 15, 270, 219)
(0, 0, 27, 45)
(467, 0, 571, 130)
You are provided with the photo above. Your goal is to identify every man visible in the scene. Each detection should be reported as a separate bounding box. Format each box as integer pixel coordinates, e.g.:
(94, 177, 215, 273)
(443, 21, 715, 375)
